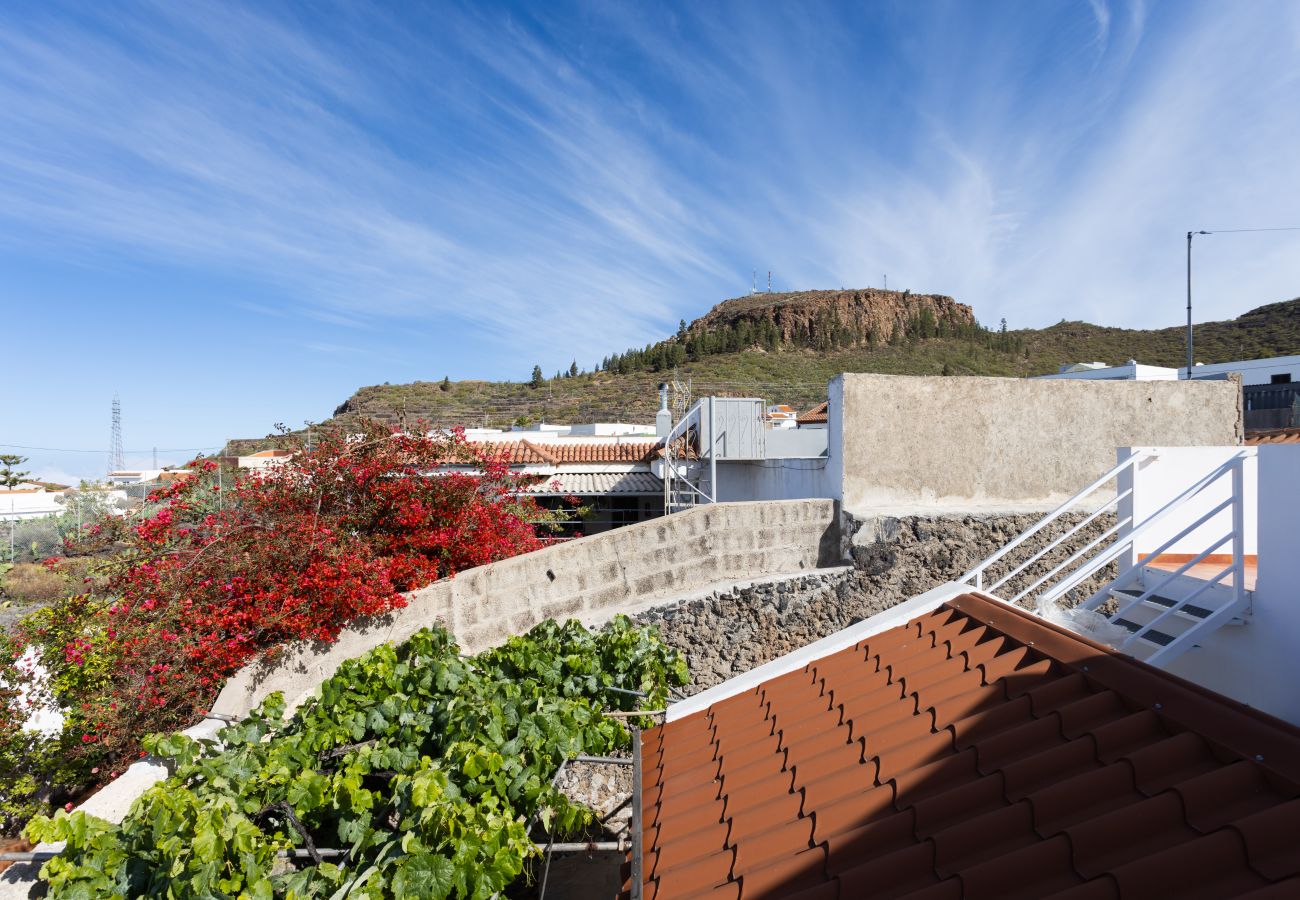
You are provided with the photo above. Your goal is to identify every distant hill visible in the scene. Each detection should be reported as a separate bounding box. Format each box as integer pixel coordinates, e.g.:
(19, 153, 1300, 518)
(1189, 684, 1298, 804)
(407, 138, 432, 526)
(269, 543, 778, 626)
(225, 291, 1300, 452)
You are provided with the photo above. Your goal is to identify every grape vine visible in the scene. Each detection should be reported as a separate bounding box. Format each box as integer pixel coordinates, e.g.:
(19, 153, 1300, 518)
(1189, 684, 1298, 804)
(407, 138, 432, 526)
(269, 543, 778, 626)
(26, 615, 688, 899)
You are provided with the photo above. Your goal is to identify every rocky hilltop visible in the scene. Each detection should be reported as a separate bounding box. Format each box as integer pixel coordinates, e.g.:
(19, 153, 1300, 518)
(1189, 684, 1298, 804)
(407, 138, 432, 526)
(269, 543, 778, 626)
(690, 289, 976, 346)
(226, 294, 1299, 453)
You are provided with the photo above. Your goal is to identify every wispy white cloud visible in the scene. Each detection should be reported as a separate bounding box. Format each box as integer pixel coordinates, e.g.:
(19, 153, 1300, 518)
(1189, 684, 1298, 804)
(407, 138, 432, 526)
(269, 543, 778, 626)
(0, 0, 1296, 375)
(1089, 0, 1113, 48)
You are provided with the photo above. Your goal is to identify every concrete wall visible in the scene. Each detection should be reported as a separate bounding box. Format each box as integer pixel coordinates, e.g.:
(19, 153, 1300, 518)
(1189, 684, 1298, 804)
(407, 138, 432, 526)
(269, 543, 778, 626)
(1164, 445, 1300, 725)
(1118, 446, 1257, 569)
(212, 498, 837, 718)
(830, 373, 1242, 513)
(713, 458, 831, 503)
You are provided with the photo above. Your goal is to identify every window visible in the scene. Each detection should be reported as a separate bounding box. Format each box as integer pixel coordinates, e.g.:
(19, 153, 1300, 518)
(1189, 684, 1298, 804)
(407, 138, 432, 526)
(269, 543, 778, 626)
(1271, 373, 1292, 384)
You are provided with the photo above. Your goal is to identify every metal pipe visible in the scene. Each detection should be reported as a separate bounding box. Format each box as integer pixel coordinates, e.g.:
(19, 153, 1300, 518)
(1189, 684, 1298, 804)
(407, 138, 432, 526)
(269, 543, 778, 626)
(572, 755, 633, 765)
(543, 841, 629, 852)
(631, 725, 644, 900)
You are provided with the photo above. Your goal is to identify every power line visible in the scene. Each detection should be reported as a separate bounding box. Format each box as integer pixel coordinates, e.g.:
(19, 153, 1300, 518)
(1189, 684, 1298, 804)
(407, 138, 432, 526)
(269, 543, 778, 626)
(1200, 226, 1300, 234)
(0, 443, 223, 454)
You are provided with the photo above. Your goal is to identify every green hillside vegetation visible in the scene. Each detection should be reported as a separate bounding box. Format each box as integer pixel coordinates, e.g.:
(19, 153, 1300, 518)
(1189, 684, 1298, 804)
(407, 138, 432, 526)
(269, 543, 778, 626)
(225, 295, 1300, 452)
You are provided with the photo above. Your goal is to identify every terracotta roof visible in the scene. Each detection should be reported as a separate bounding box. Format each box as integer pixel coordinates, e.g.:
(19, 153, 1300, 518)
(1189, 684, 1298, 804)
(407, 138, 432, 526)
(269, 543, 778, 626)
(1246, 428, 1300, 446)
(631, 592, 1300, 900)
(483, 440, 661, 465)
(796, 401, 828, 425)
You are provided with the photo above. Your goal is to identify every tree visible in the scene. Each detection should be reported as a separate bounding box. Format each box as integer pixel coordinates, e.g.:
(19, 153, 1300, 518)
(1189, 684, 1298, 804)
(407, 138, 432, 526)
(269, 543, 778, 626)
(569, 360, 579, 378)
(529, 365, 544, 388)
(18, 422, 546, 770)
(677, 319, 688, 341)
(440, 376, 451, 392)
(0, 454, 28, 489)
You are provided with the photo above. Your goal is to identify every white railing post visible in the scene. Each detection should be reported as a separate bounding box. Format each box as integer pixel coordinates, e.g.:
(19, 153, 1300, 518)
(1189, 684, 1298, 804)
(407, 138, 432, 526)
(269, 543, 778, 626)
(708, 396, 717, 504)
(1231, 454, 1245, 607)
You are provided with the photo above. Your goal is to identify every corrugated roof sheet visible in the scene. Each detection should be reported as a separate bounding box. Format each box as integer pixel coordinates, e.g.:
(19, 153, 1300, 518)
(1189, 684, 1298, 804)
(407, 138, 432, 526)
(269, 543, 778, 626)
(797, 401, 828, 425)
(482, 440, 661, 465)
(521, 471, 662, 495)
(630, 592, 1300, 899)
(1246, 428, 1300, 446)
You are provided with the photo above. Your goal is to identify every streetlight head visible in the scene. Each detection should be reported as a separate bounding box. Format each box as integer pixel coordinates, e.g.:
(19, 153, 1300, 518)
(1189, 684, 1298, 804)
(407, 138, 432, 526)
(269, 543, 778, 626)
(1197, 230, 1210, 235)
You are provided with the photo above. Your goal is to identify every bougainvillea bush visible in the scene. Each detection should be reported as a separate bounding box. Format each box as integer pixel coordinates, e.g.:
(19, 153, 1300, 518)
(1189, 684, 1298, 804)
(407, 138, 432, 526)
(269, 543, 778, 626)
(28, 617, 688, 899)
(4, 422, 548, 809)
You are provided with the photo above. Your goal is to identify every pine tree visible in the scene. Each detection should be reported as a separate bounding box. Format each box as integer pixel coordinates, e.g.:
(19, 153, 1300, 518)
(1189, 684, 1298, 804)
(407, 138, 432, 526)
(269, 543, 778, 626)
(0, 454, 29, 489)
(440, 376, 451, 392)
(569, 360, 579, 378)
(529, 365, 544, 388)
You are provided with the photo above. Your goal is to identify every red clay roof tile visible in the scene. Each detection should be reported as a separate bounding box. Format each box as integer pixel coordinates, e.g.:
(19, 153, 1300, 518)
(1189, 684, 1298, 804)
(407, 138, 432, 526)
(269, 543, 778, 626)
(631, 592, 1300, 900)
(796, 401, 829, 425)
(1246, 427, 1300, 446)
(481, 439, 661, 465)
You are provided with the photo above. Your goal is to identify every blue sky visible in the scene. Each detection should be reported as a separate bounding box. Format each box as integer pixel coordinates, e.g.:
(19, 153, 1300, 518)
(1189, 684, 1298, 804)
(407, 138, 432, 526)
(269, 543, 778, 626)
(3, 0, 1299, 483)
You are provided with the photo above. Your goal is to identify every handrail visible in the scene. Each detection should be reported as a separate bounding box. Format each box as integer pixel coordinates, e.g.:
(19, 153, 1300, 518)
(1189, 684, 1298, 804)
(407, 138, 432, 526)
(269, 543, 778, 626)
(1038, 484, 1234, 612)
(961, 449, 1148, 588)
(662, 398, 719, 512)
(988, 487, 1132, 592)
(1109, 529, 1233, 623)
(1122, 562, 1234, 652)
(1071, 470, 1242, 611)
(1008, 513, 1132, 604)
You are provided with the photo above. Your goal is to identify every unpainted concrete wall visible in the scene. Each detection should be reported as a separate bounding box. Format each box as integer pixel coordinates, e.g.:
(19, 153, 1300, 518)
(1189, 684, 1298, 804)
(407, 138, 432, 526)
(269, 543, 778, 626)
(212, 498, 837, 718)
(830, 373, 1242, 514)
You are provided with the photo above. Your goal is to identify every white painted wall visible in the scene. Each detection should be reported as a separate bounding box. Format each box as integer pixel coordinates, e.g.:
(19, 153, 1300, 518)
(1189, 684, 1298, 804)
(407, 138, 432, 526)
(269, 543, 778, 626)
(1181, 354, 1300, 385)
(1164, 445, 1300, 725)
(1117, 446, 1257, 569)
(713, 457, 831, 502)
(0, 488, 64, 520)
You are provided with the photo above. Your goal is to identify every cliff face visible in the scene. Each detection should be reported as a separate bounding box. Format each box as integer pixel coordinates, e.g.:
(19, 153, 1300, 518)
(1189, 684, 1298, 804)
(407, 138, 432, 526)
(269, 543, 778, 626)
(690, 289, 976, 345)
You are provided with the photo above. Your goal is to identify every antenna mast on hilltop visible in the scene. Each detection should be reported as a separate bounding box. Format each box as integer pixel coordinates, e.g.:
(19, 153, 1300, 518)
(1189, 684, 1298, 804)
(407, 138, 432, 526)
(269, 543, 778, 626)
(108, 393, 124, 475)
(751, 270, 757, 294)
(767, 271, 772, 293)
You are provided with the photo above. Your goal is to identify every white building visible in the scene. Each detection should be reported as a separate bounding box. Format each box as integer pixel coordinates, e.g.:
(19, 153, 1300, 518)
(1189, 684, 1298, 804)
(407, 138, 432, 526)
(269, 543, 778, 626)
(0, 483, 67, 521)
(1037, 360, 1180, 381)
(1039, 353, 1300, 385)
(1182, 353, 1300, 385)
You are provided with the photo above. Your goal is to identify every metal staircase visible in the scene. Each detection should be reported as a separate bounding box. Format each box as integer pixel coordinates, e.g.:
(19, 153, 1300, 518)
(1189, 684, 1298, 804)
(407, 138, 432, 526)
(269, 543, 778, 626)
(960, 448, 1254, 667)
(661, 397, 766, 514)
(662, 400, 713, 514)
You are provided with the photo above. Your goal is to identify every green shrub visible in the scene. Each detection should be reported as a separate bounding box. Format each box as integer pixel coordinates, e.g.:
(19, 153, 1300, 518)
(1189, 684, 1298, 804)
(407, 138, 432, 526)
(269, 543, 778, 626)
(27, 615, 688, 899)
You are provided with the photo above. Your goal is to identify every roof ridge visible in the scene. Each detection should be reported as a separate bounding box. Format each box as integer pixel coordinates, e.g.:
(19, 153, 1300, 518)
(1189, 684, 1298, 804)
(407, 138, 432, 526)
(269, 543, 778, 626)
(517, 439, 558, 465)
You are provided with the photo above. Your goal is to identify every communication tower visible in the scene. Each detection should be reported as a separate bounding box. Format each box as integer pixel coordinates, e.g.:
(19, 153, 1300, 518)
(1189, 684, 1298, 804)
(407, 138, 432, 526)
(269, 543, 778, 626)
(108, 393, 124, 475)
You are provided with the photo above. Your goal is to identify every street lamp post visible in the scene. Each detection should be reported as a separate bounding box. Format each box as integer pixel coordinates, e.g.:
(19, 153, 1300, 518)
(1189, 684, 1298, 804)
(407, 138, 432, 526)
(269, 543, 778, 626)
(1186, 230, 1209, 380)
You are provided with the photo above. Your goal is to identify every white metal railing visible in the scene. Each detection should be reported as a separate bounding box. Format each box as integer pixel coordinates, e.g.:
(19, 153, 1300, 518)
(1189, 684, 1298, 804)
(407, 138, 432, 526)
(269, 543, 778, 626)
(662, 398, 718, 514)
(961, 449, 1252, 661)
(960, 449, 1150, 593)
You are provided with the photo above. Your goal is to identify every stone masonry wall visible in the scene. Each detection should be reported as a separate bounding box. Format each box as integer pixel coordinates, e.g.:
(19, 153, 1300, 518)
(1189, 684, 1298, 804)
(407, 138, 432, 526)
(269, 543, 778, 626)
(212, 499, 838, 718)
(634, 509, 1116, 694)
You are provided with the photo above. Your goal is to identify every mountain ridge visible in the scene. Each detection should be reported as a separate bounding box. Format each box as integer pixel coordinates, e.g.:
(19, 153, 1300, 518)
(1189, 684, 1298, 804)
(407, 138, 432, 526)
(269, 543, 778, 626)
(224, 291, 1300, 453)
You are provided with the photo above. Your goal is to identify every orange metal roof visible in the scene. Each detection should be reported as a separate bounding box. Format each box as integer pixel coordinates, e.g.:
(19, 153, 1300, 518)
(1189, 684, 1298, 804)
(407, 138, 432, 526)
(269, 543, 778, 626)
(1246, 428, 1300, 446)
(631, 592, 1300, 899)
(796, 401, 828, 425)
(484, 440, 660, 465)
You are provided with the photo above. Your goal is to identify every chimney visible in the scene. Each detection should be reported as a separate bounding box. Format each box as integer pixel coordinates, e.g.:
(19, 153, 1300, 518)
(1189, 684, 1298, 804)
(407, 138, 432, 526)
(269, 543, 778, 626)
(656, 383, 672, 437)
